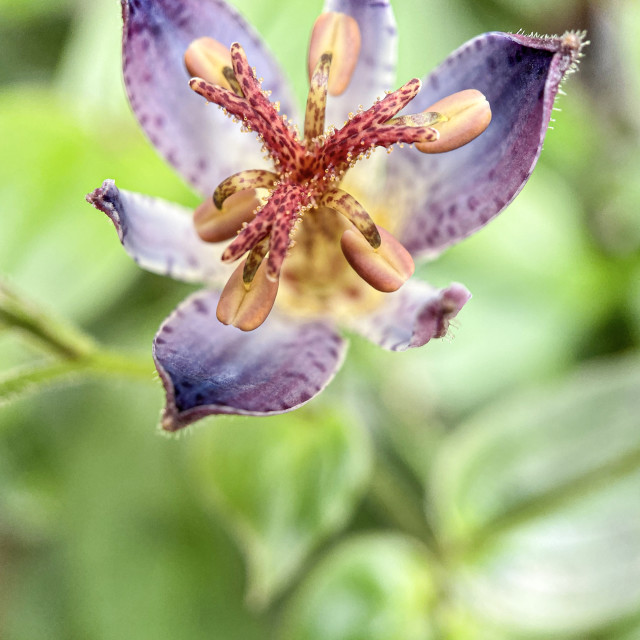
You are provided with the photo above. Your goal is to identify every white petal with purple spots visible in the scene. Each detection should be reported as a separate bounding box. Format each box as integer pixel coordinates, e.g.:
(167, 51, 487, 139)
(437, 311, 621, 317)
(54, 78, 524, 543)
(87, 179, 231, 284)
(349, 280, 471, 351)
(154, 290, 348, 430)
(389, 32, 583, 258)
(122, 0, 298, 196)
(322, 0, 398, 128)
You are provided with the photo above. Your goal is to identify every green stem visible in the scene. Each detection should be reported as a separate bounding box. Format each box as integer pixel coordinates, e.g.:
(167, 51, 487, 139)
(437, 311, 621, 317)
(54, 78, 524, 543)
(0, 281, 95, 359)
(0, 360, 86, 402)
(84, 349, 154, 380)
(0, 349, 154, 408)
(0, 280, 155, 402)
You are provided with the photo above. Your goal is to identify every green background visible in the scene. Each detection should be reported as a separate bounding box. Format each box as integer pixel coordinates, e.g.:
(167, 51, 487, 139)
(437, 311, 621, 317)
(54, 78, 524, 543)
(1, 0, 640, 638)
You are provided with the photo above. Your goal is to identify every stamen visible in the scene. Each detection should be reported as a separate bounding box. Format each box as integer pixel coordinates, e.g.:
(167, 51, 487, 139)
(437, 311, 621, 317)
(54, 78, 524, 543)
(216, 259, 279, 331)
(304, 53, 332, 143)
(415, 89, 492, 153)
(308, 12, 361, 96)
(321, 188, 381, 248)
(222, 67, 244, 98)
(243, 236, 270, 284)
(387, 111, 445, 127)
(194, 190, 262, 243)
(213, 169, 278, 209)
(341, 225, 415, 293)
(184, 37, 242, 96)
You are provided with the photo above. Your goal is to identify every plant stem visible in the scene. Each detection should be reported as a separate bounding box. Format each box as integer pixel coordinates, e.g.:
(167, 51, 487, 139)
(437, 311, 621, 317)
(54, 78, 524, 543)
(0, 280, 155, 402)
(0, 281, 95, 359)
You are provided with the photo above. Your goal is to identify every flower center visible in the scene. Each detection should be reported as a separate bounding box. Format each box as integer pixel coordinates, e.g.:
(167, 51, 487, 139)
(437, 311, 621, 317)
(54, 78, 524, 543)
(184, 13, 491, 330)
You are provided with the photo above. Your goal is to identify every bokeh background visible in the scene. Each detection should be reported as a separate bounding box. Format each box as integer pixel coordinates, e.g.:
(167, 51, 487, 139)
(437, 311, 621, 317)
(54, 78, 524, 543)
(2, 0, 640, 638)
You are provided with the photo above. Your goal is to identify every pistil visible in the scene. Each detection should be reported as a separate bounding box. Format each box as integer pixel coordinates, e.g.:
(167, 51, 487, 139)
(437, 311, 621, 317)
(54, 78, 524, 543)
(184, 18, 492, 330)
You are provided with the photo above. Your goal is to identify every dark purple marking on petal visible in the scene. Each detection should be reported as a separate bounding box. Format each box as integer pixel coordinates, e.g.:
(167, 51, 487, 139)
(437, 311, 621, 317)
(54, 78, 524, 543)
(121, 0, 298, 196)
(350, 280, 471, 351)
(154, 290, 348, 430)
(86, 179, 231, 284)
(322, 0, 397, 127)
(389, 32, 583, 257)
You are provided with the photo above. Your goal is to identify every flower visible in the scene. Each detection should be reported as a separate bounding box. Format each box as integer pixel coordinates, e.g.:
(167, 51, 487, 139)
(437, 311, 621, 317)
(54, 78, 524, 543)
(87, 0, 584, 431)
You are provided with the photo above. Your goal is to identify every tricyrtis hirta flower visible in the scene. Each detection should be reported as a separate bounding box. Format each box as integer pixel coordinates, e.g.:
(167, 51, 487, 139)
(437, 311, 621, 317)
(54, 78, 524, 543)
(87, 0, 584, 431)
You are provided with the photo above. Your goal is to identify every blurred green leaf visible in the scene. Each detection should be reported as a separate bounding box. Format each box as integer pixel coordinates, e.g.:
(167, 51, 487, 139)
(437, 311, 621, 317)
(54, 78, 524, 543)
(0, 0, 71, 22)
(486, 0, 580, 25)
(279, 534, 438, 640)
(191, 408, 372, 609)
(431, 356, 640, 637)
(611, 620, 640, 640)
(0, 88, 192, 325)
(1, 381, 266, 640)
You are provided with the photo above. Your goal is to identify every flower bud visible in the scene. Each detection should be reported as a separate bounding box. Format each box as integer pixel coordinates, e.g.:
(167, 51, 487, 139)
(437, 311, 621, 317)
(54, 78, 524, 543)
(308, 12, 361, 96)
(341, 225, 414, 293)
(416, 89, 491, 153)
(216, 259, 278, 331)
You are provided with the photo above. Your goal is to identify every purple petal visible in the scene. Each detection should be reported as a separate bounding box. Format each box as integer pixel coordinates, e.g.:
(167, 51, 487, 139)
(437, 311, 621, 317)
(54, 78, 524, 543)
(86, 179, 231, 284)
(349, 280, 471, 351)
(389, 32, 584, 257)
(121, 0, 298, 196)
(154, 290, 348, 430)
(323, 0, 397, 127)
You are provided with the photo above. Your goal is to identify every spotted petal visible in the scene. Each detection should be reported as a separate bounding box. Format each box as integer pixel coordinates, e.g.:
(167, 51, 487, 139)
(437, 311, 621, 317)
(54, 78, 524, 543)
(390, 32, 583, 257)
(322, 0, 397, 128)
(349, 280, 471, 351)
(154, 290, 348, 430)
(86, 179, 230, 284)
(121, 0, 298, 196)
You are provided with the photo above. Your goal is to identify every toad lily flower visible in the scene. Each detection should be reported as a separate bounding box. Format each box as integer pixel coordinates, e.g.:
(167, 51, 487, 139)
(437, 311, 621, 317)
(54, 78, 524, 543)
(87, 0, 584, 431)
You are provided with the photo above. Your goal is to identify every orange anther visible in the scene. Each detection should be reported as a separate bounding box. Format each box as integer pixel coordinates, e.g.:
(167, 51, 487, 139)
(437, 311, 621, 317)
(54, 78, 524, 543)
(308, 12, 361, 96)
(216, 259, 279, 331)
(341, 225, 414, 293)
(416, 89, 491, 154)
(193, 190, 261, 243)
(184, 37, 234, 91)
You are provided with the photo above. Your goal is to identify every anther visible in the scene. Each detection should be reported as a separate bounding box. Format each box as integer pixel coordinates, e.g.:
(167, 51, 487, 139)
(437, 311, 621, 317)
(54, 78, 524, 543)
(308, 12, 361, 96)
(243, 236, 270, 284)
(216, 259, 279, 331)
(304, 53, 332, 142)
(184, 37, 242, 96)
(416, 89, 491, 153)
(341, 225, 415, 293)
(213, 169, 278, 209)
(321, 188, 381, 248)
(193, 190, 262, 243)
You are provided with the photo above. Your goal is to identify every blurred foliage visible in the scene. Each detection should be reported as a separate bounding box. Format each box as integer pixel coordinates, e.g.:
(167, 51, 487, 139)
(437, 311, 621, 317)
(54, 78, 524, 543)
(191, 410, 371, 609)
(1, 0, 640, 639)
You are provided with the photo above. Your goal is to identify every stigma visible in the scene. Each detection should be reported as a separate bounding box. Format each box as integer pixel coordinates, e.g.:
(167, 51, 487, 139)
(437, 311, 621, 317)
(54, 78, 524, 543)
(184, 13, 491, 331)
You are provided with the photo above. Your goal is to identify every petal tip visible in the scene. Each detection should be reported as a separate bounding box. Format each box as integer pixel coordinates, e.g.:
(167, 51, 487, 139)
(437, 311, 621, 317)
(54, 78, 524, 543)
(85, 179, 124, 238)
(409, 282, 471, 348)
